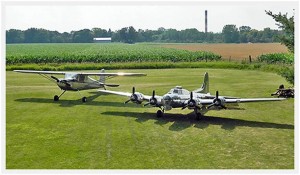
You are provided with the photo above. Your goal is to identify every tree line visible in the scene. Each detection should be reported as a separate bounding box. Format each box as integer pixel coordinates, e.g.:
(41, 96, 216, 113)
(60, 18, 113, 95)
(6, 25, 282, 44)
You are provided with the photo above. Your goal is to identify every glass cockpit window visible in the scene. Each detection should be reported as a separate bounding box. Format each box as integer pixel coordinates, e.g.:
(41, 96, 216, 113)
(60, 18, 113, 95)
(173, 89, 178, 94)
(65, 73, 77, 80)
(78, 75, 85, 82)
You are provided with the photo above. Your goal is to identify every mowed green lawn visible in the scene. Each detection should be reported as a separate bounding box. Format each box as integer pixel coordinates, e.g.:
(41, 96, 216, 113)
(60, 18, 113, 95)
(6, 68, 294, 169)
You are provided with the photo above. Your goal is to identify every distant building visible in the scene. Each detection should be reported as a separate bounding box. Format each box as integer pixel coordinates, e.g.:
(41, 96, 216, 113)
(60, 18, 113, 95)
(93, 37, 112, 43)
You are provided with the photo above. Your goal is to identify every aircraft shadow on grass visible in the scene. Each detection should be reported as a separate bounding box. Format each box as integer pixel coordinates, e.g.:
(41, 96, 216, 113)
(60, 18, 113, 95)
(102, 111, 294, 131)
(14, 92, 126, 108)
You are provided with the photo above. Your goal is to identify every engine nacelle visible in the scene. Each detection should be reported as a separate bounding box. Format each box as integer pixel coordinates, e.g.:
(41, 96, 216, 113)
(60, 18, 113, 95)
(132, 92, 144, 104)
(187, 99, 197, 109)
(149, 97, 158, 106)
(213, 97, 226, 108)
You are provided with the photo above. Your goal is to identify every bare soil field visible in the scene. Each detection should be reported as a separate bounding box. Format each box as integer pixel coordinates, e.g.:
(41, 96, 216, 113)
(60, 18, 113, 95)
(161, 43, 289, 60)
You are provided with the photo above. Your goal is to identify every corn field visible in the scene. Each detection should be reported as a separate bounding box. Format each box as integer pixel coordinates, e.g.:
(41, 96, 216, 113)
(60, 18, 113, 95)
(6, 43, 221, 64)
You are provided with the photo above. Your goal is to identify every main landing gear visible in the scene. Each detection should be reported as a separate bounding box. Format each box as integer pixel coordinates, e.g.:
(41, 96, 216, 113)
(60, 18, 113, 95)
(156, 107, 165, 118)
(53, 90, 66, 101)
(194, 108, 202, 121)
(155, 108, 202, 120)
(195, 112, 202, 121)
(53, 90, 87, 102)
(82, 97, 87, 102)
(156, 110, 163, 118)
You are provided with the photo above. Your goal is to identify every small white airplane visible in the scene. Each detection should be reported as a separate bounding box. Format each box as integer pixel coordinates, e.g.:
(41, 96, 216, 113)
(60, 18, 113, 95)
(14, 69, 146, 102)
(99, 72, 286, 120)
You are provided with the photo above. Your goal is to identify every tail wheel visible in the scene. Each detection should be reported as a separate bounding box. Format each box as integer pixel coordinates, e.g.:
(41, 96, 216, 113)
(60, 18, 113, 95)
(54, 95, 59, 101)
(82, 97, 87, 103)
(156, 110, 163, 118)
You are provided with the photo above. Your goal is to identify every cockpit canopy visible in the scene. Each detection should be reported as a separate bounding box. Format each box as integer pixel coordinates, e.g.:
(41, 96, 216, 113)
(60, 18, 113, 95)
(168, 86, 190, 95)
(65, 73, 78, 80)
(65, 73, 88, 82)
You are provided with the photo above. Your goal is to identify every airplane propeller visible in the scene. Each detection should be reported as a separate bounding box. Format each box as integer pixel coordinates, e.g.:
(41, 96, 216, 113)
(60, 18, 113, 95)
(207, 91, 227, 109)
(124, 87, 138, 104)
(51, 76, 71, 87)
(182, 91, 199, 110)
(144, 90, 158, 106)
(51, 76, 59, 82)
(60, 80, 71, 87)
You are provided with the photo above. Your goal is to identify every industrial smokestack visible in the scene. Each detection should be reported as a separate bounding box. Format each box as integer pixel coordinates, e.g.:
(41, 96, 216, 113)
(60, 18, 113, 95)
(205, 10, 208, 33)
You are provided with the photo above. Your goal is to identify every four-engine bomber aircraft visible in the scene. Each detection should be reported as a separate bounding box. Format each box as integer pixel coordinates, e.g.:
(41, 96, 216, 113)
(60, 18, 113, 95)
(14, 69, 146, 102)
(98, 72, 286, 119)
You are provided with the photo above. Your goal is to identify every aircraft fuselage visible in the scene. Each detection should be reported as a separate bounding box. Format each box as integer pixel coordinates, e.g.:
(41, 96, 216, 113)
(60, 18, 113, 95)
(57, 73, 103, 91)
(57, 81, 104, 91)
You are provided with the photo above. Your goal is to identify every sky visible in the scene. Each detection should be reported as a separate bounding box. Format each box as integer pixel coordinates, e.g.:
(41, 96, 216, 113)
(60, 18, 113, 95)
(3, 1, 297, 33)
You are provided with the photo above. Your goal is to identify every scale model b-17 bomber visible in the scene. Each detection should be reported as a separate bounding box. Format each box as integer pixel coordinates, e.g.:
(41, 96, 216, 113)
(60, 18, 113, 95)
(99, 72, 286, 120)
(14, 69, 146, 102)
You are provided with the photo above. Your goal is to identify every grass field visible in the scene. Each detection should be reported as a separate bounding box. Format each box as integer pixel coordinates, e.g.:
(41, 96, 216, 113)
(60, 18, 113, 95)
(161, 43, 289, 60)
(6, 68, 294, 169)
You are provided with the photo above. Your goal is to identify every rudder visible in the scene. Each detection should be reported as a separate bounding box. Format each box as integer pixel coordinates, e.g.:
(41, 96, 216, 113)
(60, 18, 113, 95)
(193, 72, 209, 94)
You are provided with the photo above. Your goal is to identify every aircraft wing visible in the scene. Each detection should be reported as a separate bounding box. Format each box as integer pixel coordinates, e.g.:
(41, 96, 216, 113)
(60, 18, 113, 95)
(199, 94, 239, 99)
(14, 70, 146, 76)
(79, 72, 146, 76)
(198, 97, 286, 105)
(98, 89, 162, 102)
(14, 70, 67, 74)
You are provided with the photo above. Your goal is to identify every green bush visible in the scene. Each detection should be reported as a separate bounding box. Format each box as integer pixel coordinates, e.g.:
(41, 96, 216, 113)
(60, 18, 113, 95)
(257, 52, 294, 64)
(278, 66, 294, 85)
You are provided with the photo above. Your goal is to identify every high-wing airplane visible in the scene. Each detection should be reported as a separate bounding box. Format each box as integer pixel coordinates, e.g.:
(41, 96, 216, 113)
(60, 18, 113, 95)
(98, 72, 286, 120)
(14, 69, 146, 102)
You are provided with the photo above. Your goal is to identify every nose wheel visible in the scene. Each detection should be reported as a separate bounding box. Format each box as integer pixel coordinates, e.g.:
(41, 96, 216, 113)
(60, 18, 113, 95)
(82, 97, 87, 102)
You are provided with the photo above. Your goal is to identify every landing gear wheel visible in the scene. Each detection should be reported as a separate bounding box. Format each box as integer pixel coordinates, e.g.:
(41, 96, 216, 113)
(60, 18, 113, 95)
(82, 97, 87, 103)
(194, 110, 202, 121)
(156, 110, 163, 118)
(195, 113, 201, 121)
(54, 95, 59, 101)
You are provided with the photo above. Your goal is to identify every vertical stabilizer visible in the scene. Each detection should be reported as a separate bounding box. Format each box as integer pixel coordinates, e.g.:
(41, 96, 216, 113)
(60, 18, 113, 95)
(99, 69, 105, 84)
(193, 72, 209, 94)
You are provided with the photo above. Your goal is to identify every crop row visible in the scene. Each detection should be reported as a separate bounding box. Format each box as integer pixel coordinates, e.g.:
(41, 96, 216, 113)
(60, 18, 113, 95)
(6, 43, 221, 64)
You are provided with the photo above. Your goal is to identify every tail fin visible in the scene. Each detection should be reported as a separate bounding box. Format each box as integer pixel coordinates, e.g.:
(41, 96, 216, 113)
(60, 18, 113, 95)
(99, 69, 105, 83)
(193, 72, 209, 94)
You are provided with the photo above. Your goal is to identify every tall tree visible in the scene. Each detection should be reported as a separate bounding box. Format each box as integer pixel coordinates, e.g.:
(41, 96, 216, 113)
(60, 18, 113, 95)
(6, 29, 24, 43)
(118, 26, 137, 44)
(127, 26, 138, 44)
(72, 29, 93, 43)
(265, 10, 294, 53)
(92, 28, 108, 37)
(239, 26, 251, 43)
(222, 25, 239, 43)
